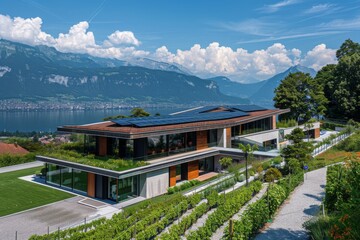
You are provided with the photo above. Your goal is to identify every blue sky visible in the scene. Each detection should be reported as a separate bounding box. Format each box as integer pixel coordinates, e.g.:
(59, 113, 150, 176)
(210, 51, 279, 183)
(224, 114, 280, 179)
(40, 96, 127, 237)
(1, 0, 360, 82)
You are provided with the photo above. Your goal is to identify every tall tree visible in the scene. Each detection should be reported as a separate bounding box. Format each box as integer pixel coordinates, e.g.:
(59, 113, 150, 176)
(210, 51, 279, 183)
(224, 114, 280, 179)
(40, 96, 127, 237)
(238, 143, 258, 186)
(281, 128, 314, 167)
(273, 72, 326, 121)
(336, 39, 360, 60)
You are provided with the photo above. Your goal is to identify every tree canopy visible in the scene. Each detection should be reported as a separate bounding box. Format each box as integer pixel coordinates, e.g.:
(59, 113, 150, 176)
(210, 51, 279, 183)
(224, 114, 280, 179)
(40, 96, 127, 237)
(314, 39, 360, 120)
(103, 108, 151, 121)
(273, 72, 327, 122)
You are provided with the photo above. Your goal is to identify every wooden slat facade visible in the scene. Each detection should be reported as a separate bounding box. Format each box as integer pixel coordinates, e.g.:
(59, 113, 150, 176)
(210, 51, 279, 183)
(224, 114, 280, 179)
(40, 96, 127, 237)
(196, 130, 208, 150)
(226, 127, 231, 148)
(87, 172, 96, 197)
(187, 160, 199, 180)
(169, 166, 177, 187)
(97, 136, 107, 156)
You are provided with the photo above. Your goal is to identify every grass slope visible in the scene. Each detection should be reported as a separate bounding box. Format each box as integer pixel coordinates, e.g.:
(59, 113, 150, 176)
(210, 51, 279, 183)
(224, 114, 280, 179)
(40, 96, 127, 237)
(0, 167, 73, 217)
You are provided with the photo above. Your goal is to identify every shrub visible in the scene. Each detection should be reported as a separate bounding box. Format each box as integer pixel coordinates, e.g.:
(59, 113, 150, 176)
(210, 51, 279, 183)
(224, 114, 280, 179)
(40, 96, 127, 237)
(237, 174, 246, 182)
(219, 157, 233, 170)
(206, 190, 219, 208)
(0, 153, 36, 167)
(272, 156, 282, 165)
(249, 170, 255, 176)
(262, 161, 271, 170)
(264, 168, 282, 182)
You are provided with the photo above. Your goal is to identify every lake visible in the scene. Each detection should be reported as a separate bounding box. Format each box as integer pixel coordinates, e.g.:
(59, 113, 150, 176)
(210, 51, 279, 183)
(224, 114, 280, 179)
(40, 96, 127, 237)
(0, 107, 186, 132)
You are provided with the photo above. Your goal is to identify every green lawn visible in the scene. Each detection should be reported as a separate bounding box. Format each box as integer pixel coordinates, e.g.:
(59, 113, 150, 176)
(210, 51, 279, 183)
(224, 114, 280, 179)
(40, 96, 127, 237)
(0, 167, 74, 217)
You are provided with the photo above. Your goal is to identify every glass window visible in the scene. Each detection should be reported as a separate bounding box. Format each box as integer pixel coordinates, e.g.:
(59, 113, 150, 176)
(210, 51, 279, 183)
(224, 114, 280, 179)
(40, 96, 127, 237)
(118, 176, 139, 201)
(73, 169, 87, 193)
(61, 167, 72, 189)
(108, 178, 118, 201)
(147, 135, 167, 156)
(207, 129, 218, 146)
(186, 132, 196, 149)
(241, 117, 272, 135)
(46, 164, 61, 186)
(169, 133, 185, 153)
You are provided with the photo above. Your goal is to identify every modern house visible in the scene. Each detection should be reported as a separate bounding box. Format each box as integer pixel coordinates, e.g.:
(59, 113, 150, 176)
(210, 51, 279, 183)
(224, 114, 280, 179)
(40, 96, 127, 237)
(36, 105, 320, 202)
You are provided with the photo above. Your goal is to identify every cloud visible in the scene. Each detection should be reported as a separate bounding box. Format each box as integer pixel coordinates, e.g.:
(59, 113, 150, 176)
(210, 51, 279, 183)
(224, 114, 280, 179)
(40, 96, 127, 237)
(319, 16, 360, 30)
(105, 30, 140, 46)
(259, 0, 300, 13)
(236, 31, 344, 44)
(0, 14, 55, 46)
(215, 19, 279, 36)
(0, 14, 146, 59)
(304, 3, 335, 14)
(0, 14, 338, 82)
(154, 42, 336, 81)
(300, 44, 337, 70)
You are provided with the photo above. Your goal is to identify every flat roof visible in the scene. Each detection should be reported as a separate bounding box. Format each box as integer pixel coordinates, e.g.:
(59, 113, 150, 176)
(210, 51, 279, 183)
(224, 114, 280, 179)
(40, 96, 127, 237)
(58, 106, 290, 139)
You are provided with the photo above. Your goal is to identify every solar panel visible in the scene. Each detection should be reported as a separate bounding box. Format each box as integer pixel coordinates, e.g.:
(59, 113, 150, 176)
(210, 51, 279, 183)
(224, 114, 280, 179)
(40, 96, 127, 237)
(112, 111, 249, 127)
(229, 104, 267, 112)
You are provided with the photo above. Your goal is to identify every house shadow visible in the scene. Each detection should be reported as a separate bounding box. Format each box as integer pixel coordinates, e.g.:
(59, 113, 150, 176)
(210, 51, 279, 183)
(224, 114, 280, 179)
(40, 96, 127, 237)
(303, 192, 324, 202)
(303, 204, 320, 216)
(255, 228, 308, 240)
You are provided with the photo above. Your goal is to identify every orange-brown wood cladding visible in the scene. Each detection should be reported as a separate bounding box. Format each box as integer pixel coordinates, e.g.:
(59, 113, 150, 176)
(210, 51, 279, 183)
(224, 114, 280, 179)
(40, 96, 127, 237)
(314, 128, 320, 138)
(226, 128, 231, 148)
(169, 166, 176, 187)
(97, 137, 107, 156)
(187, 160, 199, 180)
(196, 131, 208, 150)
(87, 173, 95, 197)
(272, 115, 277, 129)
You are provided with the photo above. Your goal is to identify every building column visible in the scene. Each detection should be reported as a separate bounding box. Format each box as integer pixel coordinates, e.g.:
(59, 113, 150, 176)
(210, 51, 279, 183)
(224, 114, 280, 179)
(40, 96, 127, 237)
(187, 160, 199, 180)
(169, 166, 176, 187)
(225, 127, 231, 148)
(87, 172, 95, 197)
(96, 136, 108, 156)
(196, 131, 208, 150)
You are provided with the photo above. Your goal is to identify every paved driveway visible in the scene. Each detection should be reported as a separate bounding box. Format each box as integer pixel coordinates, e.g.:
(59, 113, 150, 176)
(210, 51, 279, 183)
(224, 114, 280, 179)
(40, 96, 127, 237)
(0, 196, 97, 240)
(255, 167, 326, 240)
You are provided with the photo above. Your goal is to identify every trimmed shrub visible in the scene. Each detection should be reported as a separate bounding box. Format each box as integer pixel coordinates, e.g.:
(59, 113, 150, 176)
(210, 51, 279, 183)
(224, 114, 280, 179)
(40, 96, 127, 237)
(264, 168, 282, 182)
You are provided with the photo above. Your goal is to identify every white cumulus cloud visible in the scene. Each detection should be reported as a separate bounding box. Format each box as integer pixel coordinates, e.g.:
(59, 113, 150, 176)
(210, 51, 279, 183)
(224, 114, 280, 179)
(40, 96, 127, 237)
(106, 30, 140, 46)
(0, 14, 338, 82)
(300, 44, 337, 70)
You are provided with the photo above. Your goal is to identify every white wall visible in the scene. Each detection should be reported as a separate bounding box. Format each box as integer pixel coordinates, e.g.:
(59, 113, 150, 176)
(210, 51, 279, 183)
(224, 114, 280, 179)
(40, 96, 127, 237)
(146, 168, 169, 198)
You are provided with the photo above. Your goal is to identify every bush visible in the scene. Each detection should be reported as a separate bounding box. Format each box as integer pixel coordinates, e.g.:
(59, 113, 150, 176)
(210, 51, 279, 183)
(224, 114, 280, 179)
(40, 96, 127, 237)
(206, 190, 219, 208)
(237, 174, 246, 182)
(272, 156, 282, 165)
(0, 153, 36, 167)
(262, 161, 271, 170)
(249, 170, 255, 176)
(264, 168, 282, 182)
(167, 180, 201, 194)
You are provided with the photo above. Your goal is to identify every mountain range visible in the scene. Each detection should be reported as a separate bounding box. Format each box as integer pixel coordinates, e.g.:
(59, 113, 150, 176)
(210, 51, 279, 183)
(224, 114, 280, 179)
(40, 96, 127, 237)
(0, 39, 243, 105)
(211, 65, 316, 108)
(0, 39, 317, 108)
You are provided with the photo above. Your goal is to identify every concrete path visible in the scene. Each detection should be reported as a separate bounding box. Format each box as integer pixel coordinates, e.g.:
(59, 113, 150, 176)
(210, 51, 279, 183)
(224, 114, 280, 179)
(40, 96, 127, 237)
(0, 196, 97, 240)
(255, 167, 327, 240)
(0, 161, 43, 174)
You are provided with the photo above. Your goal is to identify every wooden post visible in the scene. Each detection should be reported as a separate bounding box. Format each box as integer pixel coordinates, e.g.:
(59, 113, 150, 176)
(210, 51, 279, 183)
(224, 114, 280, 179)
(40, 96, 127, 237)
(229, 219, 234, 239)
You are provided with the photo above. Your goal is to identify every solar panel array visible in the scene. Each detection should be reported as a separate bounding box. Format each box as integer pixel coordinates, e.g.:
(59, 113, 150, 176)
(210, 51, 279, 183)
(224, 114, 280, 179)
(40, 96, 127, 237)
(112, 111, 249, 128)
(228, 104, 267, 112)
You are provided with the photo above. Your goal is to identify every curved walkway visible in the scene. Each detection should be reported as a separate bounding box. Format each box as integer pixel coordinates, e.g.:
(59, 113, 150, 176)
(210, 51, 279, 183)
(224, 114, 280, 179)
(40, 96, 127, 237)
(255, 167, 327, 240)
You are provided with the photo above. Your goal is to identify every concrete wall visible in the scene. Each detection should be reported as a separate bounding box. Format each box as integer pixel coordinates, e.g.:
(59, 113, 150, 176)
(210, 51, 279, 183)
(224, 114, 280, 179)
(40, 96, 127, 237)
(146, 168, 169, 198)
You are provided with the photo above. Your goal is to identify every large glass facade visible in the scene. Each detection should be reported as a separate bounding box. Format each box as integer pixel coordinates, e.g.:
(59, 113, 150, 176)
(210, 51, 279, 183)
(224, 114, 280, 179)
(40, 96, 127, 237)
(46, 164, 87, 193)
(207, 129, 218, 146)
(118, 176, 139, 201)
(60, 167, 73, 189)
(73, 169, 87, 192)
(108, 178, 118, 201)
(231, 117, 272, 136)
(169, 133, 185, 153)
(46, 164, 61, 186)
(199, 157, 215, 175)
(147, 135, 167, 157)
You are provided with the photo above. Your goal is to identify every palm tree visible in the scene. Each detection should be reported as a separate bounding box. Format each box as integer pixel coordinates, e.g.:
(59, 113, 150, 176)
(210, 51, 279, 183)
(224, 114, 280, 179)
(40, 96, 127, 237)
(238, 143, 259, 186)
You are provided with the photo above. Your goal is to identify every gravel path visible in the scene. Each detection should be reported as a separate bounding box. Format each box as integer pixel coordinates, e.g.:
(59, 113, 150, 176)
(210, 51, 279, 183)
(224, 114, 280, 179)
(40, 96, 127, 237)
(210, 184, 269, 240)
(255, 167, 327, 240)
(184, 208, 217, 237)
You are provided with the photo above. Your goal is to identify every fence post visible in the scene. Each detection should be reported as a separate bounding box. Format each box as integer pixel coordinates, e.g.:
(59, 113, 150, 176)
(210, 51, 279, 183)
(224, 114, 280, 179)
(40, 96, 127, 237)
(48, 226, 49, 235)
(15, 231, 17, 240)
(58, 227, 60, 240)
(84, 217, 87, 232)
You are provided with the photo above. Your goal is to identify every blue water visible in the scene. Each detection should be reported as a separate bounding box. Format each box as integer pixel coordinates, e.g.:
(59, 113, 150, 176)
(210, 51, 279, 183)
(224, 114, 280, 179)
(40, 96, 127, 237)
(0, 108, 186, 132)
